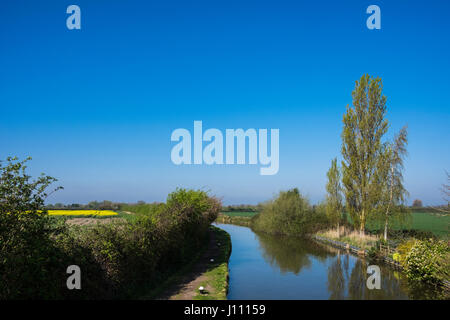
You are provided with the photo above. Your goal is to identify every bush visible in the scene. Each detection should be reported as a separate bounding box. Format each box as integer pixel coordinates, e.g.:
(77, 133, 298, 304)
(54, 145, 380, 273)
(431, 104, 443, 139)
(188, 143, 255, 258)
(402, 239, 449, 284)
(251, 188, 327, 236)
(394, 239, 417, 265)
(68, 188, 221, 299)
(0, 157, 221, 300)
(0, 157, 66, 299)
(367, 245, 381, 261)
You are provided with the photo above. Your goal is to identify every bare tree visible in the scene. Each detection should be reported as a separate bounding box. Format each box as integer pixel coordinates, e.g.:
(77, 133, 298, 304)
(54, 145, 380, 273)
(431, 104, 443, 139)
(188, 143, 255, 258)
(430, 171, 450, 214)
(442, 171, 450, 204)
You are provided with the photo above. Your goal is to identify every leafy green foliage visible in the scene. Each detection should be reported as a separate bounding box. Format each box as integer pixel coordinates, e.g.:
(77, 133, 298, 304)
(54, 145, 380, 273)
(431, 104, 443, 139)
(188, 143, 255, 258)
(400, 239, 449, 284)
(341, 74, 389, 233)
(394, 239, 417, 265)
(325, 158, 343, 231)
(375, 126, 409, 240)
(341, 75, 410, 238)
(63, 188, 221, 299)
(0, 157, 67, 299)
(251, 188, 328, 236)
(0, 157, 221, 299)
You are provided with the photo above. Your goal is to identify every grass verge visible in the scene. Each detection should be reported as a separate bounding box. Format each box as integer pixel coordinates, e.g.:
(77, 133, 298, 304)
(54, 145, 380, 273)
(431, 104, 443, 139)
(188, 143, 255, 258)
(216, 213, 252, 227)
(194, 226, 232, 300)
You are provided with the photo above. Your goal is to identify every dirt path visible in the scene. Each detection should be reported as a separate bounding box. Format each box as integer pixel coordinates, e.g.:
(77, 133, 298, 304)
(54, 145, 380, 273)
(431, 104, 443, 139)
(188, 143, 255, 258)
(158, 229, 221, 300)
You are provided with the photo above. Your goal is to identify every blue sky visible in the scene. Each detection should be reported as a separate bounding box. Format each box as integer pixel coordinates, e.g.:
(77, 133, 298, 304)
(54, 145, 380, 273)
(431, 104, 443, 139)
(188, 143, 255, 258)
(1, 0, 449, 205)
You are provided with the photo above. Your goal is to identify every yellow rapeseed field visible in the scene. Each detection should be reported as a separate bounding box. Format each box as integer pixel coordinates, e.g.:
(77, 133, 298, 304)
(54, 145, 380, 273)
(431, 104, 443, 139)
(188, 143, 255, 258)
(47, 210, 118, 216)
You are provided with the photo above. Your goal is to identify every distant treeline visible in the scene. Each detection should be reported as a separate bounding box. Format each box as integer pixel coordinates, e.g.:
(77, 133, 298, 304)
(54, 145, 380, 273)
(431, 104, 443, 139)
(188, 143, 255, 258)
(47, 201, 448, 216)
(45, 200, 161, 211)
(47, 202, 259, 213)
(221, 204, 260, 212)
(407, 206, 450, 214)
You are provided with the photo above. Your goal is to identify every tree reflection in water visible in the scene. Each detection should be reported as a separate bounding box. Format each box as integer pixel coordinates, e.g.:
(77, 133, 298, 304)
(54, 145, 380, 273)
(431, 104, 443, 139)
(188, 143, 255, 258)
(255, 231, 334, 275)
(254, 230, 446, 299)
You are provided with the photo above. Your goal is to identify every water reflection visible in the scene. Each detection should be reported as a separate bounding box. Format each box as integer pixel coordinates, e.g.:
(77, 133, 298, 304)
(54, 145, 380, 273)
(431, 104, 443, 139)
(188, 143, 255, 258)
(327, 253, 346, 299)
(255, 232, 333, 275)
(217, 224, 446, 300)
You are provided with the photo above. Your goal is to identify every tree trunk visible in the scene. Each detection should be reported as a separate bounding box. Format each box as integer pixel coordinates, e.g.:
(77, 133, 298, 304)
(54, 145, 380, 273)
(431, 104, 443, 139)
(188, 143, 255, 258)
(384, 165, 394, 242)
(337, 222, 340, 238)
(359, 210, 365, 237)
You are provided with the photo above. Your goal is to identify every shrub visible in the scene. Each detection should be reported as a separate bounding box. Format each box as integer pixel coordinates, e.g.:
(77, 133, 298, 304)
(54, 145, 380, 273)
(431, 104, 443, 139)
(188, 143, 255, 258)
(394, 239, 417, 265)
(367, 245, 381, 261)
(403, 239, 449, 284)
(71, 188, 221, 299)
(0, 157, 221, 300)
(251, 188, 325, 236)
(0, 157, 65, 299)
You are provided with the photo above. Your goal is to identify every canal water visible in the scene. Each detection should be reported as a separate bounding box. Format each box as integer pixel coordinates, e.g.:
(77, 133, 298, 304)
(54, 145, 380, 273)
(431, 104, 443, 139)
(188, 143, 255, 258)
(215, 223, 445, 300)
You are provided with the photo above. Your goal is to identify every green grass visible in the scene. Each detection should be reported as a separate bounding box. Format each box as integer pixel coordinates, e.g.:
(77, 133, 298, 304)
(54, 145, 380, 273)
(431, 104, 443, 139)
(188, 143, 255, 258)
(216, 214, 253, 227)
(408, 212, 449, 238)
(366, 212, 450, 239)
(194, 226, 231, 300)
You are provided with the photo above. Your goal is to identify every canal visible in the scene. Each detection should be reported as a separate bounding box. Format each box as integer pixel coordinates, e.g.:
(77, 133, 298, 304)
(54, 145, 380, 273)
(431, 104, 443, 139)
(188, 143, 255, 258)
(216, 223, 445, 300)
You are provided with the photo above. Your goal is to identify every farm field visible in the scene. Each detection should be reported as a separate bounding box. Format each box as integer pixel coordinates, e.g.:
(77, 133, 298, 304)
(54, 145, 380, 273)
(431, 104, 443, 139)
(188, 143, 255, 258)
(407, 212, 449, 238)
(222, 210, 449, 239)
(365, 211, 449, 239)
(47, 210, 118, 217)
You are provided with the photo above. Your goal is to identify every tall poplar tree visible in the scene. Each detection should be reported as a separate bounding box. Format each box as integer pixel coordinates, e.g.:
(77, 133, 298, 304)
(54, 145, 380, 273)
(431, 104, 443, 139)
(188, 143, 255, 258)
(341, 74, 389, 236)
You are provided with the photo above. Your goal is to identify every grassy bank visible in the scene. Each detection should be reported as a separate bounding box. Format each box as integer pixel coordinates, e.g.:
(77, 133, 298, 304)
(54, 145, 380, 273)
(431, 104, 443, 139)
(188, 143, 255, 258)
(194, 226, 232, 300)
(315, 228, 450, 289)
(216, 213, 253, 227)
(144, 225, 232, 300)
(317, 227, 378, 250)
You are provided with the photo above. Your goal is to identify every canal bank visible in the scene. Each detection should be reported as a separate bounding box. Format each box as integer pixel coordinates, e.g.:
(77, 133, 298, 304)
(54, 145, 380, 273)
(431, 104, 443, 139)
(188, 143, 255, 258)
(153, 225, 232, 300)
(313, 234, 450, 292)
